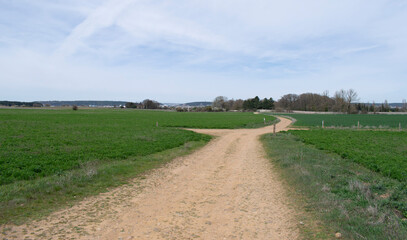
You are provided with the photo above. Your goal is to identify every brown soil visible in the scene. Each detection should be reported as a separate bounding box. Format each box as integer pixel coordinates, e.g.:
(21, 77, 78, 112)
(1, 117, 299, 239)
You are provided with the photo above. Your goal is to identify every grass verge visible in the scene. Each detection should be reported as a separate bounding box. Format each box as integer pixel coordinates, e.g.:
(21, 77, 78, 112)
(261, 133, 407, 240)
(0, 140, 209, 225)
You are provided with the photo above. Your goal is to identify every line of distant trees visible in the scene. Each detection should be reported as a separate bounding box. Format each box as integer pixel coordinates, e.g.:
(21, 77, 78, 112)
(171, 96, 274, 112)
(275, 89, 407, 113)
(2, 89, 406, 113)
(210, 96, 274, 111)
(125, 99, 160, 109)
(0, 101, 43, 107)
(276, 89, 358, 113)
(206, 89, 406, 113)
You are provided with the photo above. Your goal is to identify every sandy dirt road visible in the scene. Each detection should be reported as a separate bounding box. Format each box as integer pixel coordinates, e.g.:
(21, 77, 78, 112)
(2, 117, 299, 239)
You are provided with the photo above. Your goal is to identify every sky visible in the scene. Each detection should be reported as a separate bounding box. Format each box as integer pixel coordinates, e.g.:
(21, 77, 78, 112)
(0, 0, 406, 103)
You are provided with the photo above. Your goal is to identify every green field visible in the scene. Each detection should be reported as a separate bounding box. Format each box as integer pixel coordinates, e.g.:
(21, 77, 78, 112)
(0, 108, 274, 223)
(0, 109, 273, 185)
(289, 129, 407, 182)
(261, 113, 407, 238)
(274, 113, 407, 128)
(262, 133, 407, 239)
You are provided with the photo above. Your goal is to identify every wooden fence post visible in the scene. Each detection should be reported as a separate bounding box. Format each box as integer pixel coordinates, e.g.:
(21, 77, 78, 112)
(156, 121, 158, 127)
(322, 120, 324, 129)
(358, 121, 360, 129)
(399, 122, 402, 131)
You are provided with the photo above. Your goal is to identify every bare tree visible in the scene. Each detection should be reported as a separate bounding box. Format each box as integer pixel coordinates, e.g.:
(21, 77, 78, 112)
(295, 93, 333, 111)
(229, 99, 244, 110)
(276, 94, 299, 111)
(142, 99, 160, 109)
(345, 89, 359, 114)
(212, 96, 228, 110)
(383, 100, 390, 112)
(402, 99, 407, 112)
(333, 89, 346, 112)
(321, 90, 333, 111)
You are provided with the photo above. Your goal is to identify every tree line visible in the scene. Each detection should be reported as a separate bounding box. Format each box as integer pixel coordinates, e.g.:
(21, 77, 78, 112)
(125, 99, 160, 109)
(210, 90, 359, 113)
(125, 89, 405, 113)
(208, 89, 405, 113)
(274, 89, 406, 113)
(276, 89, 359, 113)
(3, 89, 405, 113)
(211, 96, 274, 111)
(0, 101, 43, 107)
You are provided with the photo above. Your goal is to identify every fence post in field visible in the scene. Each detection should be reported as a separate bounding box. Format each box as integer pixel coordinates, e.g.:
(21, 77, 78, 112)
(358, 121, 360, 129)
(322, 120, 324, 129)
(156, 121, 158, 127)
(264, 117, 266, 125)
(273, 123, 276, 136)
(399, 122, 402, 131)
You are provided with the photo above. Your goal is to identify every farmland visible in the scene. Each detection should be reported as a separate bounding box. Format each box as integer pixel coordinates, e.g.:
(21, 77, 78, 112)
(274, 113, 407, 128)
(0, 109, 273, 185)
(262, 133, 407, 239)
(0, 108, 274, 223)
(290, 129, 407, 182)
(260, 113, 407, 239)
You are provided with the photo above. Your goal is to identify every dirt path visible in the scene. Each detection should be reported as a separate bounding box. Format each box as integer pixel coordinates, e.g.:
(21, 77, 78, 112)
(2, 117, 299, 239)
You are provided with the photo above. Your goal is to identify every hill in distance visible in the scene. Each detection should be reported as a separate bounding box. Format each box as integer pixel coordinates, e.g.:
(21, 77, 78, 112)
(182, 102, 212, 107)
(39, 101, 212, 107)
(40, 101, 128, 107)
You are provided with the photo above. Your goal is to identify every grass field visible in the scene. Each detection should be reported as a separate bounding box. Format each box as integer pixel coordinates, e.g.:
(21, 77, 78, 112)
(274, 113, 407, 128)
(0, 108, 274, 223)
(263, 113, 407, 239)
(290, 129, 407, 182)
(159, 111, 276, 129)
(262, 133, 407, 239)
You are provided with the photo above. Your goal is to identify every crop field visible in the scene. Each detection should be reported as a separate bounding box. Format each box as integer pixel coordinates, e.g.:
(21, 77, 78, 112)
(289, 129, 407, 182)
(0, 108, 274, 223)
(275, 113, 407, 128)
(0, 109, 273, 185)
(158, 111, 275, 129)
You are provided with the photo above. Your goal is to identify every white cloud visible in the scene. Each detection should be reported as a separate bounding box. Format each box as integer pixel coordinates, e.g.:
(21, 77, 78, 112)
(54, 0, 132, 57)
(0, 0, 407, 102)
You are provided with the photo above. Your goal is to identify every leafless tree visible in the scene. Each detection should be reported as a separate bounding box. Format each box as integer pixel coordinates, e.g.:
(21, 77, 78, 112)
(276, 94, 299, 111)
(383, 100, 390, 112)
(333, 89, 346, 112)
(345, 89, 359, 113)
(142, 99, 160, 109)
(229, 99, 244, 110)
(212, 96, 228, 110)
(322, 90, 333, 111)
(296, 93, 334, 111)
